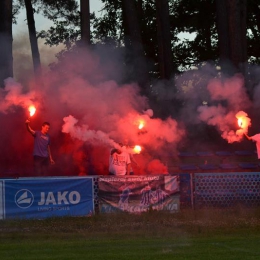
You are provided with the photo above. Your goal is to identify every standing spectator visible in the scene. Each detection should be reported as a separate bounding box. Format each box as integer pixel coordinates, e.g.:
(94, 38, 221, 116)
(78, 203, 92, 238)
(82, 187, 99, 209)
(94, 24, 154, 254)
(109, 144, 131, 175)
(244, 132, 260, 159)
(25, 119, 55, 176)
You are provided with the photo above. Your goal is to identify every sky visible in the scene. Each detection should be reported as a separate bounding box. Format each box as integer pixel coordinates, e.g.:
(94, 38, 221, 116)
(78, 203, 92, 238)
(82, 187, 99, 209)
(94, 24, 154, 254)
(12, 0, 104, 80)
(13, 0, 103, 33)
(1, 0, 260, 177)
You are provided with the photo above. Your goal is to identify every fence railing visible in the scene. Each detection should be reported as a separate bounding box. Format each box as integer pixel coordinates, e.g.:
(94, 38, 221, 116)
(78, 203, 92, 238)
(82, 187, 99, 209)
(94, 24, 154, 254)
(193, 172, 260, 208)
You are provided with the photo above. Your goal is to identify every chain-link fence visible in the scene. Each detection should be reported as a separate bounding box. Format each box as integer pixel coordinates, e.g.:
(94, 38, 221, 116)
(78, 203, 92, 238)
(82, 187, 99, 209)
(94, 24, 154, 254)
(194, 172, 260, 208)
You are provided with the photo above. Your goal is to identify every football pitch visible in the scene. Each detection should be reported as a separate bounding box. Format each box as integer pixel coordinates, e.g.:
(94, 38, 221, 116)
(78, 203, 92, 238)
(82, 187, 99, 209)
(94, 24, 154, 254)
(1, 208, 260, 260)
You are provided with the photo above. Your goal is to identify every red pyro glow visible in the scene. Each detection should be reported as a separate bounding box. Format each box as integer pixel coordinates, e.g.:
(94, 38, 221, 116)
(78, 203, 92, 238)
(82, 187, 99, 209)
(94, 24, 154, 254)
(138, 121, 144, 129)
(237, 118, 243, 128)
(133, 145, 142, 154)
(28, 105, 36, 117)
(235, 111, 251, 130)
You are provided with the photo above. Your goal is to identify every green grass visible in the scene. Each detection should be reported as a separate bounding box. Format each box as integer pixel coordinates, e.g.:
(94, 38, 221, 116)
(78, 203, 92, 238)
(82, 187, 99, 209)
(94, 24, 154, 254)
(1, 208, 260, 259)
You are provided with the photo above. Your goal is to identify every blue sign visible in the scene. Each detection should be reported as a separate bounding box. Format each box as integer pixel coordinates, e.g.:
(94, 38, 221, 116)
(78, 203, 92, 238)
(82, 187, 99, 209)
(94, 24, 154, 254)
(4, 177, 94, 219)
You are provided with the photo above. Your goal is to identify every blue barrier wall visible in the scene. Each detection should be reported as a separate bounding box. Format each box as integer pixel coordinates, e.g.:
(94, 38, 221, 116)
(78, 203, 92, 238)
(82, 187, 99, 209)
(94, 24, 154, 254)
(1, 177, 94, 219)
(1, 172, 260, 219)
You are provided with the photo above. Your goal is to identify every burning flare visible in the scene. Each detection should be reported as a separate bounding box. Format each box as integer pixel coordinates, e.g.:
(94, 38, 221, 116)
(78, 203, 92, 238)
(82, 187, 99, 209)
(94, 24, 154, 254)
(138, 120, 144, 130)
(133, 145, 142, 154)
(236, 111, 251, 130)
(237, 118, 243, 128)
(28, 105, 36, 117)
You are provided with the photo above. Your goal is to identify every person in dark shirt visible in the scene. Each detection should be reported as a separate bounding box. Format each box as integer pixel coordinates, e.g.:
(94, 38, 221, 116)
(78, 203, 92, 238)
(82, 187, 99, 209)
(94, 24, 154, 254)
(25, 119, 54, 176)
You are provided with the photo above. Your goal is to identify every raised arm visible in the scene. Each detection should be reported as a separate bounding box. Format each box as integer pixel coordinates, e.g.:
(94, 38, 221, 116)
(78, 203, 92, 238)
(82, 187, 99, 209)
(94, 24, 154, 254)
(244, 133, 252, 141)
(25, 119, 35, 136)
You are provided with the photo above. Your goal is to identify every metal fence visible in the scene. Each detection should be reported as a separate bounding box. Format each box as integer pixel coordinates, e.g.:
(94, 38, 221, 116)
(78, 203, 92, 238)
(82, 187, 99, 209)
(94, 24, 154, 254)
(193, 172, 260, 208)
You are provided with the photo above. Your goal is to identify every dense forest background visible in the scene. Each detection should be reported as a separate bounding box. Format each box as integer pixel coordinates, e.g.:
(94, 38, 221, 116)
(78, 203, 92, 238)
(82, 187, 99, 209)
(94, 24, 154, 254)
(0, 0, 260, 176)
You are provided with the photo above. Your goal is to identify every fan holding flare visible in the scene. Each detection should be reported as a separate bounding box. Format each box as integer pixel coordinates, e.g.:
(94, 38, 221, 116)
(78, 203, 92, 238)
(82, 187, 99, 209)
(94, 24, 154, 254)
(244, 130, 260, 160)
(109, 143, 132, 176)
(25, 110, 55, 176)
(236, 111, 260, 160)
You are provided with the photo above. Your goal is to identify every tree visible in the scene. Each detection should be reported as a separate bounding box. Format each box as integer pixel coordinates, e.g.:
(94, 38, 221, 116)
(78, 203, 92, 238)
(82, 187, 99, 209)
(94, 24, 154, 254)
(80, 0, 91, 46)
(122, 0, 149, 91)
(0, 0, 13, 88)
(155, 0, 173, 79)
(246, 0, 260, 63)
(38, 0, 80, 47)
(37, 0, 260, 79)
(216, 0, 247, 73)
(171, 0, 218, 70)
(216, 0, 230, 64)
(24, 0, 42, 75)
(227, 0, 247, 70)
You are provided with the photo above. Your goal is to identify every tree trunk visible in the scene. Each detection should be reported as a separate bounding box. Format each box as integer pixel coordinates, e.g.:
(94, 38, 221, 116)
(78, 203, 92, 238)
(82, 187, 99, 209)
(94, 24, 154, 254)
(216, 0, 230, 61)
(216, 0, 247, 72)
(122, 0, 149, 92)
(155, 0, 173, 80)
(227, 0, 247, 68)
(122, 0, 143, 47)
(0, 0, 13, 88)
(80, 0, 90, 46)
(24, 0, 41, 75)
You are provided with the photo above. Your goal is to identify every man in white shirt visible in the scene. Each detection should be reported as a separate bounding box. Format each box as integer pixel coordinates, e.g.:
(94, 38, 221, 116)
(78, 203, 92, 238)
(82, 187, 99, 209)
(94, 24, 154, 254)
(109, 145, 131, 175)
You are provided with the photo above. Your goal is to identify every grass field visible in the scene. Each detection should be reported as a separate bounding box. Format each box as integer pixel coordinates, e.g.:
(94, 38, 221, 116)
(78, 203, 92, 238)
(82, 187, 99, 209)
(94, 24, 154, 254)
(1, 208, 260, 260)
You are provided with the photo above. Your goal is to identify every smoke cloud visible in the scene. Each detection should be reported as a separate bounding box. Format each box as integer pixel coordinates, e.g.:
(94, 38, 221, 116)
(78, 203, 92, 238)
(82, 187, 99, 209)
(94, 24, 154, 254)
(2, 39, 260, 177)
(196, 74, 252, 143)
(0, 46, 185, 177)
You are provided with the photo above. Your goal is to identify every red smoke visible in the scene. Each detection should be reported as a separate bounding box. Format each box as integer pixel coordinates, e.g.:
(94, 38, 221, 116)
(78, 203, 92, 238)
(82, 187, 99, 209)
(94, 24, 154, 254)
(2, 49, 259, 178)
(197, 74, 253, 143)
(0, 49, 184, 177)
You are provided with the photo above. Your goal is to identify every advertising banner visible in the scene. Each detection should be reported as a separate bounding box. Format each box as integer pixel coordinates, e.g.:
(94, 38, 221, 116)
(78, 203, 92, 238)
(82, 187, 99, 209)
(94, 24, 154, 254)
(4, 177, 94, 219)
(98, 175, 180, 213)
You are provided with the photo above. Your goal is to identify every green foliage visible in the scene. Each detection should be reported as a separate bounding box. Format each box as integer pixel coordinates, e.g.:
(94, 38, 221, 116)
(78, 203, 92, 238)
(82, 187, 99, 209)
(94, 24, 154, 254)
(41, 20, 80, 47)
(36, 0, 81, 47)
(38, 0, 79, 20)
(12, 1, 21, 24)
(91, 0, 219, 74)
(12, 0, 260, 72)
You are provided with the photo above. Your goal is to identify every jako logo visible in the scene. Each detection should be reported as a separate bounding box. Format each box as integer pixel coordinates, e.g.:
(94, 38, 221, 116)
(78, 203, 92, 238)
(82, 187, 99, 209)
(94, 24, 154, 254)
(15, 189, 34, 209)
(38, 191, 81, 205)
